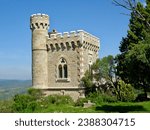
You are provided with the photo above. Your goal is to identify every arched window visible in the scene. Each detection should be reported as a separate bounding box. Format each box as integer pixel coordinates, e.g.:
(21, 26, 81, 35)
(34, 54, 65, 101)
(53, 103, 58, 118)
(58, 58, 68, 79)
(64, 64, 67, 78)
(58, 65, 62, 78)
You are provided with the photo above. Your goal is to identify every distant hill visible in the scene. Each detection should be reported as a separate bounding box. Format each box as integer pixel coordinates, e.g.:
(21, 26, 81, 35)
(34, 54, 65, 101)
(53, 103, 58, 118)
(0, 79, 32, 100)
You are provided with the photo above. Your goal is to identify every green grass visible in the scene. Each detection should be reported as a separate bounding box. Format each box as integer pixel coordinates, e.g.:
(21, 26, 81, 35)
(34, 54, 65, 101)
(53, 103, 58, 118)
(34, 104, 96, 113)
(95, 101, 150, 113)
(1, 93, 150, 113)
(31, 101, 150, 113)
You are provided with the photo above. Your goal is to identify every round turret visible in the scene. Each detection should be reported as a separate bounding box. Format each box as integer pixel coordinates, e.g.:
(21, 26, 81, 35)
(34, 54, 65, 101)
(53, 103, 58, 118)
(30, 13, 49, 50)
(30, 13, 49, 30)
(30, 13, 49, 88)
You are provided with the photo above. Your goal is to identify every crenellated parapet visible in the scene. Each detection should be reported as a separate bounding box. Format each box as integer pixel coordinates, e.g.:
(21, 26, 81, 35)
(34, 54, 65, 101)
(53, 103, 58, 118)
(30, 13, 49, 30)
(47, 30, 100, 52)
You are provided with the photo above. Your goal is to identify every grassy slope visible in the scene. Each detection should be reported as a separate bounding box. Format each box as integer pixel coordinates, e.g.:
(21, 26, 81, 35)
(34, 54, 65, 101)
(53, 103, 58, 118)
(0, 100, 150, 113)
(43, 102, 150, 113)
(94, 102, 150, 113)
(30, 101, 150, 113)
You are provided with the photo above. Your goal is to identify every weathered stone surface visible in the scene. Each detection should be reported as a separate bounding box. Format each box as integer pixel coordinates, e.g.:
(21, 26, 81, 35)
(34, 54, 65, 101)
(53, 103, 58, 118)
(30, 13, 100, 100)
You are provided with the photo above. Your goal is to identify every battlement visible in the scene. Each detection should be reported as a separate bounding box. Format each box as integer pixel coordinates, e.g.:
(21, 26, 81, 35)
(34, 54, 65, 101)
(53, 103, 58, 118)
(31, 13, 49, 19)
(30, 13, 49, 30)
(47, 30, 100, 52)
(48, 30, 100, 47)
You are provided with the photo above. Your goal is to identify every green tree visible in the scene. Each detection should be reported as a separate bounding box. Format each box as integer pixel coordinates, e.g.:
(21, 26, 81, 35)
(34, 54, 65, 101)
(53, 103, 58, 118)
(125, 35, 150, 94)
(81, 70, 95, 95)
(82, 55, 115, 95)
(92, 55, 114, 81)
(115, 80, 135, 102)
(115, 0, 150, 98)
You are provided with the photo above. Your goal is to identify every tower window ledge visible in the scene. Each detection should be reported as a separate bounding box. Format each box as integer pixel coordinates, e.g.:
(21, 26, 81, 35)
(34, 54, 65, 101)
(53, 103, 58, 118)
(56, 78, 70, 82)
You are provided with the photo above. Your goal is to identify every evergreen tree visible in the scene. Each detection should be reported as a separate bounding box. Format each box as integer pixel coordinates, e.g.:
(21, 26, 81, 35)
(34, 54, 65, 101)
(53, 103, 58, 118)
(116, 0, 150, 97)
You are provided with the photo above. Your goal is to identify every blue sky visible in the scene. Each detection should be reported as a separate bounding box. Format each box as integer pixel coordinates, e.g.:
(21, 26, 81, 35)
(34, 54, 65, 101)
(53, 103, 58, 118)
(0, 0, 142, 79)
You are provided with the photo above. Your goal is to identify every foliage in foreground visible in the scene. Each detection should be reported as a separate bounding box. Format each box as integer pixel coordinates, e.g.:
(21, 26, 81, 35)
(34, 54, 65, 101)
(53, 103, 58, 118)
(0, 88, 150, 113)
(12, 88, 74, 112)
(1, 97, 150, 113)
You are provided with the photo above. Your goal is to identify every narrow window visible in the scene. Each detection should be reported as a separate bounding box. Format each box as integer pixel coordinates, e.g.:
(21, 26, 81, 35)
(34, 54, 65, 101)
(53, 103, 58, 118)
(64, 64, 68, 78)
(58, 65, 62, 78)
(57, 58, 68, 79)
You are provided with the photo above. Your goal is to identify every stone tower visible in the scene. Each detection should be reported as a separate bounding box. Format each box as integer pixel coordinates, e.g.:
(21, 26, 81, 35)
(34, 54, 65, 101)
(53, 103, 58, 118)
(30, 13, 100, 100)
(30, 14, 49, 88)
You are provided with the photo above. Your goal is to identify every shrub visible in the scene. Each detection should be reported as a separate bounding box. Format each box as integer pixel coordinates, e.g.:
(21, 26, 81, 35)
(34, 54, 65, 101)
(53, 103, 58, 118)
(26, 101, 39, 112)
(88, 92, 103, 104)
(115, 80, 135, 102)
(135, 93, 149, 102)
(0, 100, 13, 112)
(12, 94, 38, 112)
(81, 71, 96, 95)
(45, 95, 74, 106)
(75, 98, 88, 107)
(28, 88, 43, 99)
(87, 92, 117, 105)
(100, 94, 117, 103)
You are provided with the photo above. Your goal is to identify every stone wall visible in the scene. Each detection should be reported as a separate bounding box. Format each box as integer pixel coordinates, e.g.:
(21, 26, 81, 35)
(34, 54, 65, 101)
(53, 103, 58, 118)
(43, 88, 85, 101)
(30, 13, 100, 100)
(48, 49, 79, 88)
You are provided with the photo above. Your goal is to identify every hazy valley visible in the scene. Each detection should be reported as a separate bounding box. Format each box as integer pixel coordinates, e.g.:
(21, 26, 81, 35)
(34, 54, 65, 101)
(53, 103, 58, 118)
(0, 79, 32, 100)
